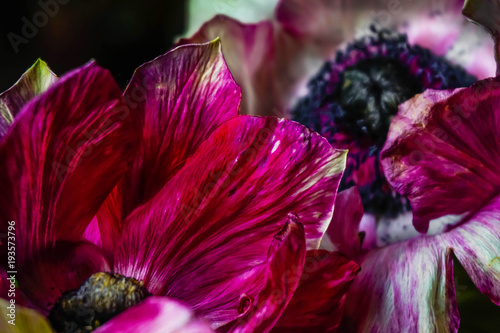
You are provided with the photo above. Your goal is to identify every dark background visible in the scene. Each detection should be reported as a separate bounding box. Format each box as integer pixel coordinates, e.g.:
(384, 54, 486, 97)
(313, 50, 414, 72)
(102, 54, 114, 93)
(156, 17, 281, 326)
(0, 0, 186, 91)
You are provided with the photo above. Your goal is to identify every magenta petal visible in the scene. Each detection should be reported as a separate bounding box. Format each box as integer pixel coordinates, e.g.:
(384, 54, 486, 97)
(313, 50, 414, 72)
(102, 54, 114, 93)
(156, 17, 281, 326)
(97, 39, 240, 254)
(380, 76, 500, 308)
(273, 250, 359, 333)
(122, 39, 240, 206)
(325, 187, 364, 258)
(0, 59, 57, 137)
(177, 16, 276, 116)
(228, 216, 306, 333)
(0, 62, 135, 311)
(0, 62, 136, 261)
(94, 297, 213, 333)
(113, 116, 346, 326)
(83, 217, 103, 248)
(382, 77, 500, 232)
(341, 237, 458, 333)
(20, 241, 110, 313)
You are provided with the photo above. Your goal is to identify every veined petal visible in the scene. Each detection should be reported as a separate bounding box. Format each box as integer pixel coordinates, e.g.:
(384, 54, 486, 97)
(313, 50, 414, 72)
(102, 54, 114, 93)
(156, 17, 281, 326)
(179, 13, 335, 117)
(340, 204, 500, 333)
(0, 62, 135, 310)
(341, 237, 458, 333)
(273, 250, 359, 333)
(97, 40, 240, 255)
(94, 297, 214, 333)
(82, 217, 102, 248)
(0, 299, 54, 333)
(0, 61, 136, 258)
(442, 196, 500, 305)
(0, 59, 57, 138)
(114, 116, 346, 327)
(324, 187, 364, 258)
(178, 16, 279, 116)
(382, 78, 500, 232)
(228, 216, 306, 333)
(19, 241, 110, 314)
(381, 76, 500, 305)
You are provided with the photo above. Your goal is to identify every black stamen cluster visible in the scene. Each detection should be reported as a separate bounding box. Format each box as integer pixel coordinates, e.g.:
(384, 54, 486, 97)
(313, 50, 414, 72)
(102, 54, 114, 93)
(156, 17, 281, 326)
(293, 27, 476, 217)
(49, 272, 151, 333)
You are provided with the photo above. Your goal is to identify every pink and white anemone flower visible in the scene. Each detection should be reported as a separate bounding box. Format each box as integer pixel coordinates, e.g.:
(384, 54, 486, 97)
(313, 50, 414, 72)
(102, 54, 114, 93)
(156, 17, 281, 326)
(321, 2, 500, 331)
(0, 40, 361, 332)
(181, 0, 495, 118)
(327, 73, 500, 333)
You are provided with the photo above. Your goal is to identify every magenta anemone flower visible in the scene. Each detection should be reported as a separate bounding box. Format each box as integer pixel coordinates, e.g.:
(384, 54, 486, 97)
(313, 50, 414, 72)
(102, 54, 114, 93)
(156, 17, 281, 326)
(181, 0, 494, 117)
(0, 40, 359, 332)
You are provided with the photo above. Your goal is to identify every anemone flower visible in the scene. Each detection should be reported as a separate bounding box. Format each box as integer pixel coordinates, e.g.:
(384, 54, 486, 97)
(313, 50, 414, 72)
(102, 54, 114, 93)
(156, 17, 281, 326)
(0, 40, 359, 332)
(180, 0, 494, 118)
(182, 0, 495, 251)
(324, 2, 500, 325)
(325, 71, 500, 333)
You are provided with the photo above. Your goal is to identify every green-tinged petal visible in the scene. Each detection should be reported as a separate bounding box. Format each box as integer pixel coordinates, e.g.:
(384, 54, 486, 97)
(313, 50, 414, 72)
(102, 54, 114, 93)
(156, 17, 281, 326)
(341, 235, 458, 333)
(0, 59, 58, 137)
(0, 299, 54, 333)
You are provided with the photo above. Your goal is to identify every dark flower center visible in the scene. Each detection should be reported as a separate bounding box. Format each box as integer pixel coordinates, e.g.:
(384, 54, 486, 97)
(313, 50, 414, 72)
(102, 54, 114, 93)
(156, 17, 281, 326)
(337, 58, 422, 144)
(48, 272, 151, 333)
(293, 28, 476, 218)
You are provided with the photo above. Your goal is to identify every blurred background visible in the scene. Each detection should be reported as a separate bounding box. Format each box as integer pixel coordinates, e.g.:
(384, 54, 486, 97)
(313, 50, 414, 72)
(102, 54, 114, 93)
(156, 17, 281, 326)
(0, 0, 498, 331)
(0, 0, 186, 91)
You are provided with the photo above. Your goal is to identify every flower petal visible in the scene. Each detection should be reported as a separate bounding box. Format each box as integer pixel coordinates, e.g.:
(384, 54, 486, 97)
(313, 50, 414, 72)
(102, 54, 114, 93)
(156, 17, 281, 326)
(442, 196, 500, 305)
(341, 237, 459, 333)
(179, 11, 340, 117)
(97, 40, 240, 254)
(82, 217, 103, 248)
(0, 298, 54, 333)
(273, 250, 359, 333)
(178, 16, 279, 116)
(382, 78, 500, 232)
(323, 187, 364, 258)
(0, 59, 57, 138)
(94, 297, 214, 333)
(0, 63, 135, 311)
(228, 216, 306, 333)
(381, 76, 500, 306)
(0, 62, 136, 258)
(19, 241, 111, 314)
(114, 116, 346, 326)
